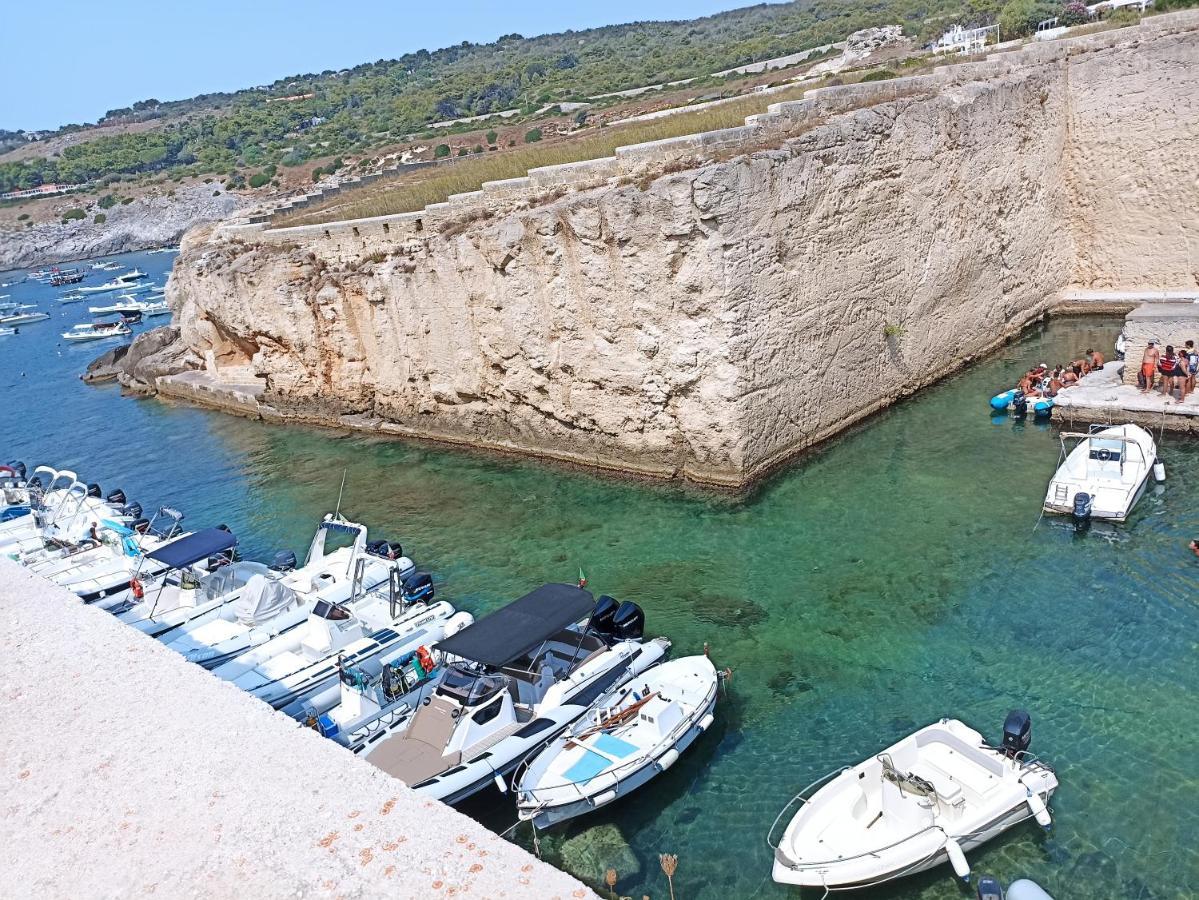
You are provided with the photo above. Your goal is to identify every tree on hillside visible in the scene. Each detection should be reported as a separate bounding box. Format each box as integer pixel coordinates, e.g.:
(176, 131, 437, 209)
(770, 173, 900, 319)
(999, 0, 1060, 36)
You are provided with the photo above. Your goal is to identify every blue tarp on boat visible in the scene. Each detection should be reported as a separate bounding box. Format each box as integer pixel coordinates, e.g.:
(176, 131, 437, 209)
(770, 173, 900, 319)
(145, 527, 237, 569)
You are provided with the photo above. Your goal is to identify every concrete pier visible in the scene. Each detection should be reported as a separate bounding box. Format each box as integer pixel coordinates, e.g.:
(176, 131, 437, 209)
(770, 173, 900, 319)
(1052, 363, 1199, 434)
(0, 559, 594, 899)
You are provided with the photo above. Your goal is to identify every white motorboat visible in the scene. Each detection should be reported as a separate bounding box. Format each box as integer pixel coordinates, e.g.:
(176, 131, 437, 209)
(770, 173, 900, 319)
(363, 584, 670, 804)
(146, 247, 179, 254)
(0, 327, 15, 337)
(0, 479, 124, 556)
(59, 291, 86, 304)
(89, 297, 169, 317)
(516, 653, 719, 829)
(92, 261, 123, 271)
(100, 526, 243, 616)
(1042, 424, 1161, 523)
(48, 508, 190, 603)
(216, 571, 471, 715)
(0, 467, 74, 540)
(156, 515, 411, 668)
(0, 307, 50, 326)
(769, 713, 1058, 890)
(78, 270, 149, 294)
(62, 321, 132, 342)
(0, 462, 31, 519)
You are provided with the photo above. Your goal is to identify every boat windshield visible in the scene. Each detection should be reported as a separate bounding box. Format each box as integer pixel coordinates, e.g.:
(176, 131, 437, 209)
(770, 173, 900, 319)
(435, 664, 506, 707)
(1087, 438, 1123, 463)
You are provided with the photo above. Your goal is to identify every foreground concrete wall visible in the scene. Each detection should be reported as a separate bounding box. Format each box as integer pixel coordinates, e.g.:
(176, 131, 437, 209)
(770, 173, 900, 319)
(0, 560, 594, 900)
(165, 13, 1199, 487)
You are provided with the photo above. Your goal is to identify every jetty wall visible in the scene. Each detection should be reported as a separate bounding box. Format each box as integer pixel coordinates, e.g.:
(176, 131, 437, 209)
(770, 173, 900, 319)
(163, 13, 1199, 487)
(0, 559, 594, 899)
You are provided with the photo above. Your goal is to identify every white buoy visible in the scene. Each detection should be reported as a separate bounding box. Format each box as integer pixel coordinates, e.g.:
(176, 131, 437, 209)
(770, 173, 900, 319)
(944, 837, 970, 881)
(1024, 787, 1053, 829)
(1153, 459, 1166, 482)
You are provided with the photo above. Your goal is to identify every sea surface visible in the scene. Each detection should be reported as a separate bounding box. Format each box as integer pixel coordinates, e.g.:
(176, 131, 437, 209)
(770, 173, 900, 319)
(2, 251, 1196, 899)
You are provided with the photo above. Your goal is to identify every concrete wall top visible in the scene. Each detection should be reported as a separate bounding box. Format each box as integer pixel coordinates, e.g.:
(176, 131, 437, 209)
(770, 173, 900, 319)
(0, 559, 595, 899)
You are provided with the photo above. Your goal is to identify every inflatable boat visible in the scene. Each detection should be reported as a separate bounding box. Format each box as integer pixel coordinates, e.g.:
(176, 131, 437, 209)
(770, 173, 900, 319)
(990, 389, 1053, 417)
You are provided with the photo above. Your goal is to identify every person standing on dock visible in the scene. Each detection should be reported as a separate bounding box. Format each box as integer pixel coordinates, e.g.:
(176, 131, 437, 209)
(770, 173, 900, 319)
(1140, 340, 1160, 393)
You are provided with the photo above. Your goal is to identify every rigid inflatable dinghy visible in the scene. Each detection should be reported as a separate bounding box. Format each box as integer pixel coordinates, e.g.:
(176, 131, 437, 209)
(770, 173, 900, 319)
(990, 389, 1053, 418)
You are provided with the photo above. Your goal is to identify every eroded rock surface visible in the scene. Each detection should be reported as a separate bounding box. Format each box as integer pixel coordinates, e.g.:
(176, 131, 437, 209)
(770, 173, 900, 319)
(161, 21, 1199, 487)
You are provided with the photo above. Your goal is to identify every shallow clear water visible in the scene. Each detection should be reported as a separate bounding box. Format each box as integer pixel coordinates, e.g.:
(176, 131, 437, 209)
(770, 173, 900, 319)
(2, 253, 1196, 899)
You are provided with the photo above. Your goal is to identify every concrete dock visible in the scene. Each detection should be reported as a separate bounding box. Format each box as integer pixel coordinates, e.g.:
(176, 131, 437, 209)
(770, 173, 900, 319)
(1053, 362, 1199, 432)
(0, 559, 594, 900)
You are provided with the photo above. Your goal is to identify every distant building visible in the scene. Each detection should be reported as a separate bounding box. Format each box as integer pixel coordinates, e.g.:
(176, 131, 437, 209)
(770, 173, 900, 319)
(266, 93, 316, 104)
(933, 24, 999, 54)
(0, 183, 81, 201)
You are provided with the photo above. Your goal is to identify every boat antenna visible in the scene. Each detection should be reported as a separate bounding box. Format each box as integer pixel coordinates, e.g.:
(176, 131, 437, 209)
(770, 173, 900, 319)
(334, 469, 347, 520)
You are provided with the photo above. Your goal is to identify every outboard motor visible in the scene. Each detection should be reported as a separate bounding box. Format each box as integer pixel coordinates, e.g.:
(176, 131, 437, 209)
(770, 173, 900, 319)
(1001, 709, 1032, 759)
(270, 550, 297, 572)
(106, 488, 127, 506)
(131, 517, 151, 534)
(591, 595, 620, 636)
(1011, 391, 1028, 419)
(7, 461, 26, 480)
(121, 501, 143, 520)
(28, 473, 43, 489)
(976, 875, 1004, 900)
(401, 571, 434, 603)
(366, 539, 387, 556)
(611, 601, 645, 641)
(86, 482, 102, 498)
(1071, 492, 1092, 527)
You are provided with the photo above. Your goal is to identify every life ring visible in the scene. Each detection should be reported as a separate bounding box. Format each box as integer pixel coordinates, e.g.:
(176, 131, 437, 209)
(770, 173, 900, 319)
(130, 577, 144, 600)
(416, 645, 434, 673)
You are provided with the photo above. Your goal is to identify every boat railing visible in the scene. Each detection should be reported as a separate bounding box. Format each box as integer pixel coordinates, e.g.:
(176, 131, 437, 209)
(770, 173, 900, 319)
(766, 765, 851, 852)
(516, 679, 720, 807)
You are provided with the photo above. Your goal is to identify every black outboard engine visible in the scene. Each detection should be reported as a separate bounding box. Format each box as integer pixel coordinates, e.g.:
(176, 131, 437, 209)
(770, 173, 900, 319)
(131, 517, 150, 534)
(1011, 390, 1028, 419)
(976, 874, 1004, 900)
(611, 601, 645, 641)
(106, 488, 127, 506)
(1001, 709, 1032, 759)
(270, 550, 297, 572)
(591, 595, 620, 636)
(401, 571, 434, 603)
(7, 461, 26, 480)
(367, 539, 402, 560)
(28, 473, 43, 489)
(121, 501, 143, 520)
(1072, 492, 1093, 527)
(366, 539, 387, 557)
(86, 482, 102, 498)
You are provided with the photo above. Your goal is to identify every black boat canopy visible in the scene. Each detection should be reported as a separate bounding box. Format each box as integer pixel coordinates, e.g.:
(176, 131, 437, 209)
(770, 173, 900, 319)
(436, 583, 594, 668)
(146, 527, 237, 569)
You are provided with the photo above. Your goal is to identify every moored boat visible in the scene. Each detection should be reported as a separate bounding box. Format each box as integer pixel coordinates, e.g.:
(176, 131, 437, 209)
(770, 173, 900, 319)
(62, 321, 132, 342)
(1042, 423, 1161, 523)
(769, 713, 1057, 890)
(516, 652, 719, 828)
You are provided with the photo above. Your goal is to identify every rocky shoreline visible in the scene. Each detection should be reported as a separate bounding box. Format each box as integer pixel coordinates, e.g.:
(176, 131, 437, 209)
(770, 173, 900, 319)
(0, 184, 245, 271)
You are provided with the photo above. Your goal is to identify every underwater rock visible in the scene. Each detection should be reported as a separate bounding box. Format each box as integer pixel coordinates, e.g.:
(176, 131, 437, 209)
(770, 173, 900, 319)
(558, 822, 641, 886)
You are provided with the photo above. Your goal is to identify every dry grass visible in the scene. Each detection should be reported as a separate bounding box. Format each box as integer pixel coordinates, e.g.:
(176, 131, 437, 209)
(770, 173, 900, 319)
(273, 86, 813, 227)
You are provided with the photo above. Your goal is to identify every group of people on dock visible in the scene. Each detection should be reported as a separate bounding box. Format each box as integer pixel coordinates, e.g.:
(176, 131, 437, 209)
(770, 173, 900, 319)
(1017, 348, 1105, 400)
(1139, 340, 1198, 401)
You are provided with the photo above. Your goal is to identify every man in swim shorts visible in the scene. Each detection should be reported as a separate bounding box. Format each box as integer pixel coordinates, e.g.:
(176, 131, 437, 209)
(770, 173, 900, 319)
(1141, 340, 1160, 393)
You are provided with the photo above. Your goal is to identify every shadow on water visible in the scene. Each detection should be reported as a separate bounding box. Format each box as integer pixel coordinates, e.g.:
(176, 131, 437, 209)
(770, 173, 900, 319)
(2, 265, 1196, 900)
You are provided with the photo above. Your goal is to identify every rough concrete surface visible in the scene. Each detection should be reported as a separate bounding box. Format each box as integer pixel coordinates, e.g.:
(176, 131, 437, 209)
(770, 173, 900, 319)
(0, 559, 595, 900)
(139, 16, 1199, 487)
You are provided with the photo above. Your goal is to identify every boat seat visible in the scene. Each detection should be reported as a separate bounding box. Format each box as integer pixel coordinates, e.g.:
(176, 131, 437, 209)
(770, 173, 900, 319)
(908, 764, 963, 806)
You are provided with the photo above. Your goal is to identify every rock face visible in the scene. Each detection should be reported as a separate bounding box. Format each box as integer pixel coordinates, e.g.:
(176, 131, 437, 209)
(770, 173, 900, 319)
(0, 184, 243, 271)
(87, 326, 201, 393)
(163, 17, 1199, 487)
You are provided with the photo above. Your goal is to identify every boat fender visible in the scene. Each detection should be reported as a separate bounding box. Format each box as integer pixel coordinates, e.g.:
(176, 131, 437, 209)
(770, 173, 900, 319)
(493, 772, 507, 793)
(130, 577, 144, 600)
(1153, 459, 1166, 482)
(944, 837, 970, 882)
(593, 789, 618, 807)
(1007, 879, 1055, 900)
(699, 713, 715, 731)
(1023, 785, 1052, 829)
(657, 749, 680, 771)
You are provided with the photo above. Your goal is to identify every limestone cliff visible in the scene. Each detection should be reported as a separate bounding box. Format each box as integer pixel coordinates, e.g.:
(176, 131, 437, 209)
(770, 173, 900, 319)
(157, 14, 1199, 487)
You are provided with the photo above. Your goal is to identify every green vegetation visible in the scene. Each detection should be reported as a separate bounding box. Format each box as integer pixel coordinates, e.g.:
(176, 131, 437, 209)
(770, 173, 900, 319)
(120, 196, 135, 204)
(17, 212, 29, 220)
(999, 0, 1060, 36)
(97, 193, 117, 209)
(860, 69, 898, 81)
(434, 143, 451, 158)
(485, 129, 498, 145)
(61, 207, 86, 222)
(524, 128, 543, 143)
(457, 147, 469, 156)
(93, 213, 106, 224)
(277, 86, 812, 225)
(248, 172, 271, 188)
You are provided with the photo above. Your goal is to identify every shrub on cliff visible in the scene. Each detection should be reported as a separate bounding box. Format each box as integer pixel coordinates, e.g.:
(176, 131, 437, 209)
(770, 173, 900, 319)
(860, 69, 897, 82)
(61, 207, 86, 222)
(999, 0, 1059, 36)
(434, 144, 451, 158)
(485, 130, 498, 146)
(457, 147, 468, 156)
(1060, 1, 1090, 25)
(97, 193, 117, 209)
(525, 128, 543, 143)
(248, 172, 271, 188)
(93, 213, 106, 224)
(311, 167, 324, 182)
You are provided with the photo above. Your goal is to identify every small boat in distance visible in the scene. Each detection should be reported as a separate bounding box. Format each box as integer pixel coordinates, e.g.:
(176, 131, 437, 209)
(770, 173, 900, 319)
(146, 247, 179, 254)
(770, 713, 1057, 890)
(78, 270, 150, 294)
(59, 291, 86, 304)
(1043, 423, 1161, 524)
(92, 261, 123, 271)
(0, 307, 51, 326)
(62, 321, 133, 342)
(0, 327, 17, 336)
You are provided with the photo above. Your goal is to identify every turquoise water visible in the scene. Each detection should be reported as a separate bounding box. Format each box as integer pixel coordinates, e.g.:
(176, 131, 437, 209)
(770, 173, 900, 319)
(2, 254, 1196, 899)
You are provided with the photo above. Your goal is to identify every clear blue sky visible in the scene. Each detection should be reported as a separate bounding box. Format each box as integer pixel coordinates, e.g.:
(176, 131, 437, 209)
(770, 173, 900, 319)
(1, 0, 771, 131)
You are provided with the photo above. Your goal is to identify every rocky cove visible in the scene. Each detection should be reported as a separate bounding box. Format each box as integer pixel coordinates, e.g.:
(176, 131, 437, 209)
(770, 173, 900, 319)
(111, 13, 1199, 488)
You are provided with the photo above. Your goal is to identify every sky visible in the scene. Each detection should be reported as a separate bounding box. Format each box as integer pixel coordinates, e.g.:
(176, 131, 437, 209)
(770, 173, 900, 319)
(1, 0, 774, 132)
